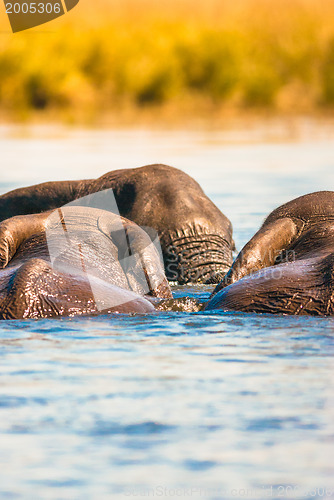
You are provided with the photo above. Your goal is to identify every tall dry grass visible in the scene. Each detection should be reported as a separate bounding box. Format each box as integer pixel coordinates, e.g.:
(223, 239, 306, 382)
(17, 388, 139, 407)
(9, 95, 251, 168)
(1, 0, 334, 123)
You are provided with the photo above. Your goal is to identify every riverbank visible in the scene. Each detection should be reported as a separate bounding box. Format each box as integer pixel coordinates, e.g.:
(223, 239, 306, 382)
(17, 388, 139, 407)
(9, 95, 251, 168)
(1, 0, 334, 124)
(1, 115, 334, 144)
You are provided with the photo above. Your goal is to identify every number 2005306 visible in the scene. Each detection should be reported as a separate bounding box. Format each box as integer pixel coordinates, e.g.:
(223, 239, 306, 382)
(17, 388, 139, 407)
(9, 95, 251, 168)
(5, 2, 62, 14)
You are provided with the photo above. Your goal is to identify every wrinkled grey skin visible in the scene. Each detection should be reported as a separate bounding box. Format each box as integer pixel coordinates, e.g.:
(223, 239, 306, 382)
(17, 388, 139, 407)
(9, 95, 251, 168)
(0, 164, 234, 284)
(206, 191, 334, 316)
(0, 207, 172, 320)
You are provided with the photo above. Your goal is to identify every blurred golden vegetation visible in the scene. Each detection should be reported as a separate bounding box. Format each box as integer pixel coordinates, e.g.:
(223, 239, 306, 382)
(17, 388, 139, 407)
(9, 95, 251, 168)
(1, 0, 334, 124)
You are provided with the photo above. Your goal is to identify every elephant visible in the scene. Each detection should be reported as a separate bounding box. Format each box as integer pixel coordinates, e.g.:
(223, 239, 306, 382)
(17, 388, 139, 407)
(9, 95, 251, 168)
(0, 206, 172, 320)
(205, 191, 334, 316)
(0, 164, 234, 285)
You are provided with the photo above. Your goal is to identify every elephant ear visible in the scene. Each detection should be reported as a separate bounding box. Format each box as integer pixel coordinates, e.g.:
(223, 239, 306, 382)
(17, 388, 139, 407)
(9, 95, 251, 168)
(0, 221, 16, 268)
(98, 212, 172, 299)
(0, 212, 51, 268)
(212, 217, 300, 296)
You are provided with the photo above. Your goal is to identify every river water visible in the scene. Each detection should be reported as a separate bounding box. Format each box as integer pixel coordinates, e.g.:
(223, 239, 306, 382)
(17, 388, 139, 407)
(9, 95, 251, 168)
(0, 123, 333, 499)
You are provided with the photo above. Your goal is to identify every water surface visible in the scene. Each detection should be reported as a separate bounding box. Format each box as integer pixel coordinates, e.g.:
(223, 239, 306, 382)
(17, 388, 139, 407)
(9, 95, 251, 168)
(0, 125, 333, 499)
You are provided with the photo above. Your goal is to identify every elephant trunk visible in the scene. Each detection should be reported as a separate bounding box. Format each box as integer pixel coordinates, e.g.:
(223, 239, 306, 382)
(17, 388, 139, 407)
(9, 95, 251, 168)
(163, 233, 233, 284)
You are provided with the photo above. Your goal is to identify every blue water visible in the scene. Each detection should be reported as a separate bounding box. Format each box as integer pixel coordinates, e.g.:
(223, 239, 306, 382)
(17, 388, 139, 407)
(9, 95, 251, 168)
(0, 126, 334, 499)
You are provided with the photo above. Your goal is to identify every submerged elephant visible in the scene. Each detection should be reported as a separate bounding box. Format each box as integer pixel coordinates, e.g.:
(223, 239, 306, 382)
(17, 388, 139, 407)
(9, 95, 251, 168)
(0, 164, 234, 284)
(0, 206, 172, 320)
(206, 191, 334, 316)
